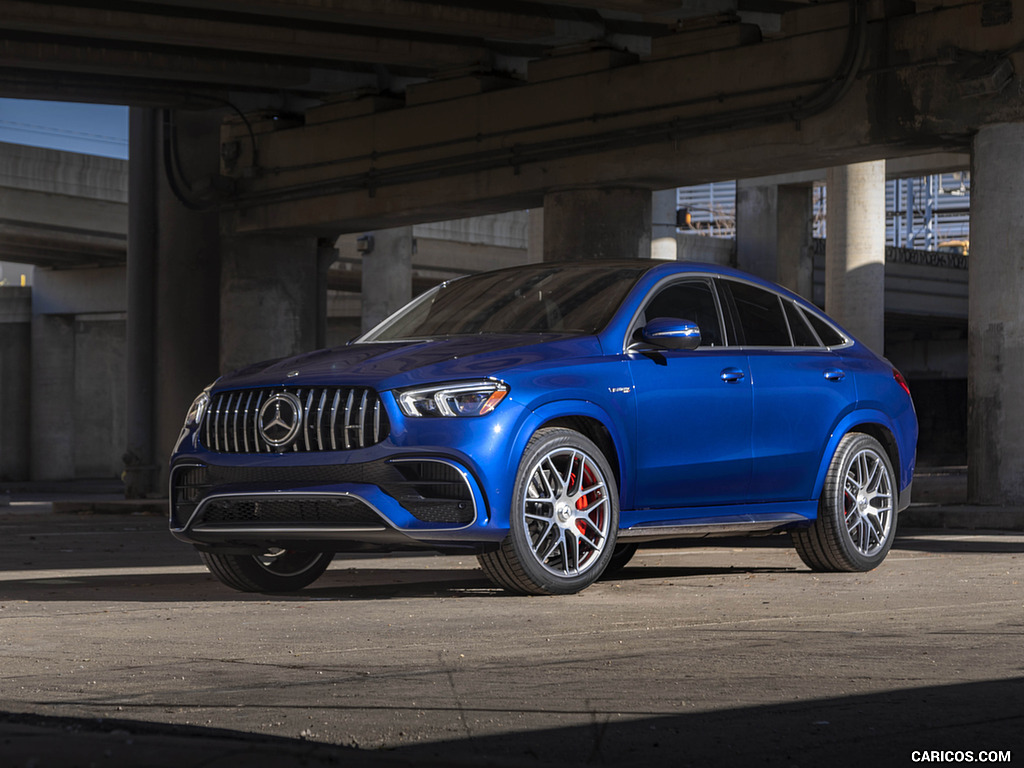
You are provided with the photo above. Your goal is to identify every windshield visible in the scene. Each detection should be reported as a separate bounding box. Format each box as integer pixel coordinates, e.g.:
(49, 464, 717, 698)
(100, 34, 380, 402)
(359, 264, 645, 342)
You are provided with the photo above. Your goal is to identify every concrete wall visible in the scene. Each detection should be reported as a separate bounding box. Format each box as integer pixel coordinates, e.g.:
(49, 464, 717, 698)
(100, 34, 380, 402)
(28, 267, 127, 481)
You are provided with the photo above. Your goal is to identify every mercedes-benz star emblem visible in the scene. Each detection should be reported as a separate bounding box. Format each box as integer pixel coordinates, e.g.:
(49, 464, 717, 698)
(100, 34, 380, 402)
(258, 392, 303, 449)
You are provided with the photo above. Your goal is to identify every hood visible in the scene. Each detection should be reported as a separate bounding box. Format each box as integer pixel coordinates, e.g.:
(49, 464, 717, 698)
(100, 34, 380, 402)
(216, 333, 600, 392)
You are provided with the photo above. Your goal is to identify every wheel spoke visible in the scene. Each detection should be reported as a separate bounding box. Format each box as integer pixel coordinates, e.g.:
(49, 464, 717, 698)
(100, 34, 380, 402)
(520, 443, 614, 581)
(842, 447, 894, 557)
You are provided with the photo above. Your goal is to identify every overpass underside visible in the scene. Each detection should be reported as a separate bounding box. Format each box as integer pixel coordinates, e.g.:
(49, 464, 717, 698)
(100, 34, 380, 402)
(1, 0, 1022, 508)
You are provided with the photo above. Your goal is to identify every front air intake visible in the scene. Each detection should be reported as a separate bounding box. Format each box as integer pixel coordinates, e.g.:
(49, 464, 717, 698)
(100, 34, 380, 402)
(201, 387, 389, 453)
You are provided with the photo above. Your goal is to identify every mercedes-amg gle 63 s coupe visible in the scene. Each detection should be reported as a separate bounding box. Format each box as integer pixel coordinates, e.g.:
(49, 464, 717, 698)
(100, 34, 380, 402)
(170, 261, 917, 596)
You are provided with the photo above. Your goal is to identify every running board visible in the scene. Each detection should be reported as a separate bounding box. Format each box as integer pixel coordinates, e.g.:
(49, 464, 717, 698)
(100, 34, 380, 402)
(618, 514, 807, 542)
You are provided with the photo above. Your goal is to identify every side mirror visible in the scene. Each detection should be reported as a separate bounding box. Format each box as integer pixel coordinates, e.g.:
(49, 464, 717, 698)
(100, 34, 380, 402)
(640, 317, 701, 350)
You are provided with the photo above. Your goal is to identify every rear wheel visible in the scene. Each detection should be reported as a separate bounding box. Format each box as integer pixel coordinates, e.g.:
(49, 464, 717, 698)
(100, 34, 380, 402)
(792, 433, 897, 572)
(199, 549, 333, 592)
(478, 428, 619, 595)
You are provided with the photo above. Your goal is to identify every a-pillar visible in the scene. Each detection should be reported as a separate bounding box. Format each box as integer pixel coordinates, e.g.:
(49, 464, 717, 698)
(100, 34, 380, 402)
(542, 187, 652, 261)
(361, 227, 413, 333)
(221, 234, 324, 373)
(968, 123, 1024, 504)
(736, 179, 814, 298)
(824, 161, 886, 354)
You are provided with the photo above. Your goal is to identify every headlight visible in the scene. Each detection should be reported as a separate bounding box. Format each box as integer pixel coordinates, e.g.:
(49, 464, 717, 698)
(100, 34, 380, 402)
(184, 388, 212, 427)
(397, 380, 510, 418)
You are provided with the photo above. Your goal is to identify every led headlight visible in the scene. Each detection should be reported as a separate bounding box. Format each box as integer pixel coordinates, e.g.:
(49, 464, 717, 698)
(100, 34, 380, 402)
(183, 387, 212, 428)
(397, 380, 510, 418)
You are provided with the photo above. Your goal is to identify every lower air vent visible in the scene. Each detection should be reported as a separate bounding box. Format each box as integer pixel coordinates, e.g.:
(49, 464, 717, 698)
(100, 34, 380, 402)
(198, 497, 383, 526)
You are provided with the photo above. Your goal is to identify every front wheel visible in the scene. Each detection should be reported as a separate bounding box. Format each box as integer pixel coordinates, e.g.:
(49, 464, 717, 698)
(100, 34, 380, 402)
(478, 428, 619, 595)
(792, 433, 897, 572)
(199, 549, 334, 592)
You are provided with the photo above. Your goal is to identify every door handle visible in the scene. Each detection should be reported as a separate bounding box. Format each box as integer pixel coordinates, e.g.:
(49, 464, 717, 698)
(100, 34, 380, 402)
(824, 369, 846, 382)
(720, 367, 746, 383)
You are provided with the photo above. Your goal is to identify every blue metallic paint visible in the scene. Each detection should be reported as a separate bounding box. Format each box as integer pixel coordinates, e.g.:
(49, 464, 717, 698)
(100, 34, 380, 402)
(170, 260, 918, 559)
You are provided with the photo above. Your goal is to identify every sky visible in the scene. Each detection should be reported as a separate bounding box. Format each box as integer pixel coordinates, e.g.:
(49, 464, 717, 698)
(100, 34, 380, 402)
(0, 98, 129, 159)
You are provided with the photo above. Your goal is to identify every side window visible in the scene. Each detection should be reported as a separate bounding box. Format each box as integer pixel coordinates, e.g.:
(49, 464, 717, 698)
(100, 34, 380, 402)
(642, 280, 724, 347)
(803, 310, 847, 347)
(784, 301, 820, 347)
(727, 281, 792, 347)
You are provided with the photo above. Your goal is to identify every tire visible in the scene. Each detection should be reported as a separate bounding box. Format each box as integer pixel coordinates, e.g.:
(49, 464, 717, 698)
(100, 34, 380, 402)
(599, 543, 639, 579)
(792, 433, 898, 572)
(478, 428, 619, 595)
(198, 548, 334, 592)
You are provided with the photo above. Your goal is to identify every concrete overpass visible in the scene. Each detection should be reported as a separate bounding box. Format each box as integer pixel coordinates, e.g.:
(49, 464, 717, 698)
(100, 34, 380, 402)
(0, 0, 1022, 507)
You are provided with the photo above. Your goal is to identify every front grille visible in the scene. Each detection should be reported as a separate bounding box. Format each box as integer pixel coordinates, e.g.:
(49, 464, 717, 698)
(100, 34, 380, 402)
(198, 497, 382, 526)
(201, 386, 389, 453)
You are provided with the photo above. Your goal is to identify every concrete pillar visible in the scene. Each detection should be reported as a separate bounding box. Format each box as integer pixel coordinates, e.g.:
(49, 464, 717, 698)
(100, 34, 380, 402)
(0, 287, 31, 481)
(968, 123, 1024, 504)
(221, 235, 321, 374)
(30, 314, 75, 480)
(736, 180, 814, 298)
(361, 227, 413, 333)
(777, 185, 814, 299)
(125, 108, 158, 497)
(651, 188, 678, 260)
(528, 208, 544, 263)
(154, 109, 221, 489)
(824, 161, 886, 354)
(736, 182, 778, 281)
(542, 187, 652, 261)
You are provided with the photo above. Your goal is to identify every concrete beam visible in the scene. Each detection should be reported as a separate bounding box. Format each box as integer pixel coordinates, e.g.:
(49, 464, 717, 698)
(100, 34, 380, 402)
(0, 0, 490, 72)
(223, 5, 1022, 234)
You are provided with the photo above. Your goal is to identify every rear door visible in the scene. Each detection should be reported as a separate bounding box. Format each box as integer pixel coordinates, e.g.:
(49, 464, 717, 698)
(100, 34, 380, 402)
(720, 280, 856, 502)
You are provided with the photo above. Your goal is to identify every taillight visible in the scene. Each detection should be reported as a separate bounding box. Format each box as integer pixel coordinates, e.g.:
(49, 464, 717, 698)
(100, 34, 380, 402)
(893, 368, 911, 397)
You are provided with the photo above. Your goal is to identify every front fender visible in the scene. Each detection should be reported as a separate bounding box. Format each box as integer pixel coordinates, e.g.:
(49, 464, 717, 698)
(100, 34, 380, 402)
(488, 398, 633, 531)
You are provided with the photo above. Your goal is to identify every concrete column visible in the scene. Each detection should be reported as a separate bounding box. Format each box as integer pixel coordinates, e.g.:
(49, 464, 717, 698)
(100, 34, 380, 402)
(124, 108, 158, 497)
(824, 161, 886, 354)
(361, 227, 413, 333)
(154, 110, 221, 489)
(651, 188, 678, 260)
(736, 181, 814, 298)
(0, 287, 31, 481)
(968, 123, 1024, 504)
(528, 208, 544, 263)
(777, 185, 814, 300)
(30, 314, 75, 480)
(317, 239, 339, 350)
(221, 235, 320, 374)
(542, 187, 652, 261)
(736, 181, 778, 281)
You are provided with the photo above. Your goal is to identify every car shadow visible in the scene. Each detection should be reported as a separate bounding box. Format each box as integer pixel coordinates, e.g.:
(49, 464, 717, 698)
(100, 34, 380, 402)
(4, 677, 1021, 767)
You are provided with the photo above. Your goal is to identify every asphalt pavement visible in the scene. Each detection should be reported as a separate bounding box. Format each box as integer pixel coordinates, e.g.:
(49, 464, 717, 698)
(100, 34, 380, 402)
(0, 476, 1021, 768)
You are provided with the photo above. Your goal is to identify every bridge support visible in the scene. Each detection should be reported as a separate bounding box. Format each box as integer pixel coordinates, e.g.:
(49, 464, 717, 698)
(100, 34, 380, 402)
(361, 227, 413, 333)
(151, 110, 221, 491)
(542, 187, 651, 261)
(824, 161, 886, 355)
(737, 180, 815, 299)
(968, 123, 1024, 505)
(220, 234, 322, 374)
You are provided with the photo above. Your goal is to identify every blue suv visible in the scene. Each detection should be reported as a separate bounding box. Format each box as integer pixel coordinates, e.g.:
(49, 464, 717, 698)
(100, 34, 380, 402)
(170, 261, 917, 595)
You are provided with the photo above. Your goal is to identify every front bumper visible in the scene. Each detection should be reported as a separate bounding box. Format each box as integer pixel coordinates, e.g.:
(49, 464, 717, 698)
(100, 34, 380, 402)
(168, 453, 507, 553)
